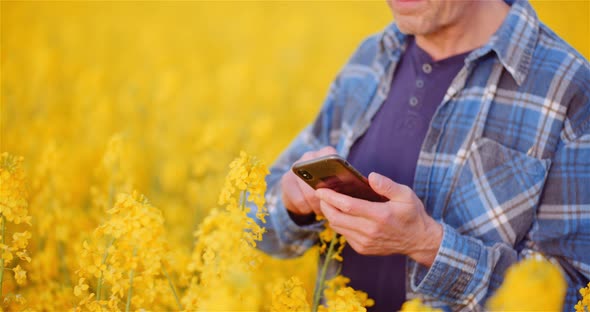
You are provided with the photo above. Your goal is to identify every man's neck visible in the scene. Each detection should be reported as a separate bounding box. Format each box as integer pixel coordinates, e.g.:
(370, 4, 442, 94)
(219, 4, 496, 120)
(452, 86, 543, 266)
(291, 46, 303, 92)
(415, 0, 510, 61)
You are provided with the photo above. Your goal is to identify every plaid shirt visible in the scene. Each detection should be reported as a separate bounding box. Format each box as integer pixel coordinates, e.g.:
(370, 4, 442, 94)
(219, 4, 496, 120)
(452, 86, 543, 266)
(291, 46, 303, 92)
(252, 0, 590, 310)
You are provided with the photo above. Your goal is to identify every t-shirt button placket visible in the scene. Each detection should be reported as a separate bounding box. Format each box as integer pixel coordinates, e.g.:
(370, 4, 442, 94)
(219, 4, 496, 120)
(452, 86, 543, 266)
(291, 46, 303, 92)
(422, 63, 432, 74)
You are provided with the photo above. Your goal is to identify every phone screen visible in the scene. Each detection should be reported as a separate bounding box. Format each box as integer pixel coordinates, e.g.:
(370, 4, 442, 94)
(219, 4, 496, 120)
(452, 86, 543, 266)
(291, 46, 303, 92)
(292, 155, 387, 202)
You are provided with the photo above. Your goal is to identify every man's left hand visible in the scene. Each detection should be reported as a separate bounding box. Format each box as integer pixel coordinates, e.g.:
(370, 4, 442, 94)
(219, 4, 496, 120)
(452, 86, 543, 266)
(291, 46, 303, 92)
(316, 172, 443, 267)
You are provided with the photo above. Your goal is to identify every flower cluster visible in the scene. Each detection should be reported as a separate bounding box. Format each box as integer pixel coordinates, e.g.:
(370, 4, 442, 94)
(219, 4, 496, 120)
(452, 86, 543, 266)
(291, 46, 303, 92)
(576, 282, 590, 312)
(318, 276, 374, 312)
(218, 150, 269, 222)
(317, 217, 347, 261)
(0, 153, 31, 225)
(74, 191, 179, 311)
(183, 151, 269, 310)
(0, 152, 32, 309)
(270, 276, 311, 312)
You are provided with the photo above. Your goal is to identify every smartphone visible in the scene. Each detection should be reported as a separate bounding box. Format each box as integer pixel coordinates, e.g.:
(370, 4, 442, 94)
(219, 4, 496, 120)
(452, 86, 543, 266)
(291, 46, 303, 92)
(292, 154, 388, 202)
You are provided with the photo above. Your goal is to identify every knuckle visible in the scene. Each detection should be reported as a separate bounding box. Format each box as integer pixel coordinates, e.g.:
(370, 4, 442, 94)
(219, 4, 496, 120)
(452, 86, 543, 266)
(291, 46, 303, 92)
(396, 207, 414, 223)
(399, 185, 414, 198)
(319, 202, 333, 218)
(366, 226, 380, 239)
(372, 209, 390, 226)
(340, 199, 354, 212)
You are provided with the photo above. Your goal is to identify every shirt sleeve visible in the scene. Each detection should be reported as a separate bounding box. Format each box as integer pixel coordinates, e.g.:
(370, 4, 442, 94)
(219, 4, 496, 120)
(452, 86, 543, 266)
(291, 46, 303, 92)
(408, 100, 590, 310)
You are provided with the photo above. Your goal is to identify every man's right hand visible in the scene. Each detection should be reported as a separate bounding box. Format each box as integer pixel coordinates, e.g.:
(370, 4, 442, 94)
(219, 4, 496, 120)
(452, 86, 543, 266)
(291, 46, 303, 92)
(281, 146, 338, 220)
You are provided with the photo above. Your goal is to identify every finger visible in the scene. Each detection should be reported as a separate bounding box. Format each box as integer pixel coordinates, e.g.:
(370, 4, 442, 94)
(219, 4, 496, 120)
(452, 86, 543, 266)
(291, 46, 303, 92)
(316, 146, 338, 156)
(316, 188, 382, 219)
(368, 172, 413, 201)
(299, 150, 318, 162)
(281, 174, 308, 214)
(325, 224, 372, 255)
(297, 146, 338, 162)
(291, 172, 320, 208)
(299, 186, 322, 216)
(319, 199, 373, 232)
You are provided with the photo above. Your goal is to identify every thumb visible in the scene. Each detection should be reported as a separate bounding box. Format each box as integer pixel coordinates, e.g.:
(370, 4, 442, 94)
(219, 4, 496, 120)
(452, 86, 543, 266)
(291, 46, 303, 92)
(368, 172, 409, 200)
(318, 145, 338, 156)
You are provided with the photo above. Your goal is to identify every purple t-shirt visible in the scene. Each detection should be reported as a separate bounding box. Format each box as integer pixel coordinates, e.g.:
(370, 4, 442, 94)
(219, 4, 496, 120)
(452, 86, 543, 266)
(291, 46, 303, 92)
(344, 37, 470, 311)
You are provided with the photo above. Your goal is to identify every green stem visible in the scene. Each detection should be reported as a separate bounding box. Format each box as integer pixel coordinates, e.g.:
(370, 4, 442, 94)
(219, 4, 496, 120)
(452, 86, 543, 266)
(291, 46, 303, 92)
(162, 265, 183, 311)
(240, 190, 247, 210)
(312, 231, 338, 312)
(96, 237, 115, 301)
(0, 215, 5, 299)
(125, 248, 138, 312)
(97, 181, 116, 302)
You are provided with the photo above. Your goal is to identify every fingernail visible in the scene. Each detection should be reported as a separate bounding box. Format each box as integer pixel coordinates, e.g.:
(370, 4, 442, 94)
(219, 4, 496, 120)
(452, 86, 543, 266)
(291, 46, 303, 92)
(369, 172, 383, 186)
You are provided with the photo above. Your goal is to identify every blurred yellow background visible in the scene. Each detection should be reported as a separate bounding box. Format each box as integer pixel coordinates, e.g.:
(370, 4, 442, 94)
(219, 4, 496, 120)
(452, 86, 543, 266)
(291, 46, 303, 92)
(0, 1, 588, 310)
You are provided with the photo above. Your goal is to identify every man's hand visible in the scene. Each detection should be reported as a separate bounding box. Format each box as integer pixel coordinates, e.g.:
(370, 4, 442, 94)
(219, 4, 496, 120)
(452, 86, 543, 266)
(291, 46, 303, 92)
(281, 146, 338, 219)
(316, 172, 443, 267)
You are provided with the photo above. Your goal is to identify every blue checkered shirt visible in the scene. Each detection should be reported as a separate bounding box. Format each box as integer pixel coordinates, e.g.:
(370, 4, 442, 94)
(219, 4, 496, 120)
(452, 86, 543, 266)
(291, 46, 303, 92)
(251, 0, 590, 310)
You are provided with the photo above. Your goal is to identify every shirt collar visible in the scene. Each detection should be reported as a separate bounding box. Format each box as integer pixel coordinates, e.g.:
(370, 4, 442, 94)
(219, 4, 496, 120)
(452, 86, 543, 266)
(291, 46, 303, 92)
(380, 0, 539, 86)
(467, 0, 539, 85)
(380, 22, 406, 54)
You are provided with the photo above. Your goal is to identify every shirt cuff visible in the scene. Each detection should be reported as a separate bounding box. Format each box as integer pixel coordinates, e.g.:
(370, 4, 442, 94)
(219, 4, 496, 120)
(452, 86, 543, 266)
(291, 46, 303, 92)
(409, 222, 487, 304)
(274, 197, 325, 239)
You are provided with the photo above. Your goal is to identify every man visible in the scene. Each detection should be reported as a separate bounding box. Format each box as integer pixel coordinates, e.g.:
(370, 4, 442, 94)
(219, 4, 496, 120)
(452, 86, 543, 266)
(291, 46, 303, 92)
(251, 0, 590, 310)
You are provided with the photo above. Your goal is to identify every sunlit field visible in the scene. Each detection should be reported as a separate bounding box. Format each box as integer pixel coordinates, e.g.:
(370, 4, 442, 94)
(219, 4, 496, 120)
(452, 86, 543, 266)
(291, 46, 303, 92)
(1, 1, 588, 310)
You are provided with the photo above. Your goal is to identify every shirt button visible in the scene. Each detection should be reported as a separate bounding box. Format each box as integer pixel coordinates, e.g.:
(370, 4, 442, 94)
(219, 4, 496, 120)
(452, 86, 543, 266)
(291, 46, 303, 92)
(422, 63, 432, 74)
(409, 96, 419, 107)
(416, 79, 424, 88)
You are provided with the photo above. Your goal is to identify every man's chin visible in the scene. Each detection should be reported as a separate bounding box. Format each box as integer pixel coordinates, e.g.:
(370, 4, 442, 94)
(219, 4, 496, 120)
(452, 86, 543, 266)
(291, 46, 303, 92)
(394, 21, 422, 36)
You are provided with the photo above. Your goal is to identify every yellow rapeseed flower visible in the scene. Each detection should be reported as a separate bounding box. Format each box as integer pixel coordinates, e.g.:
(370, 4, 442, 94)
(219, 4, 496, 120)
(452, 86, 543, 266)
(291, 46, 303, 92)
(318, 276, 374, 312)
(13, 265, 27, 285)
(74, 278, 89, 297)
(486, 253, 566, 311)
(0, 152, 32, 309)
(0, 153, 31, 225)
(75, 191, 176, 311)
(270, 276, 310, 312)
(12, 231, 31, 249)
(184, 152, 269, 311)
(575, 282, 590, 312)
